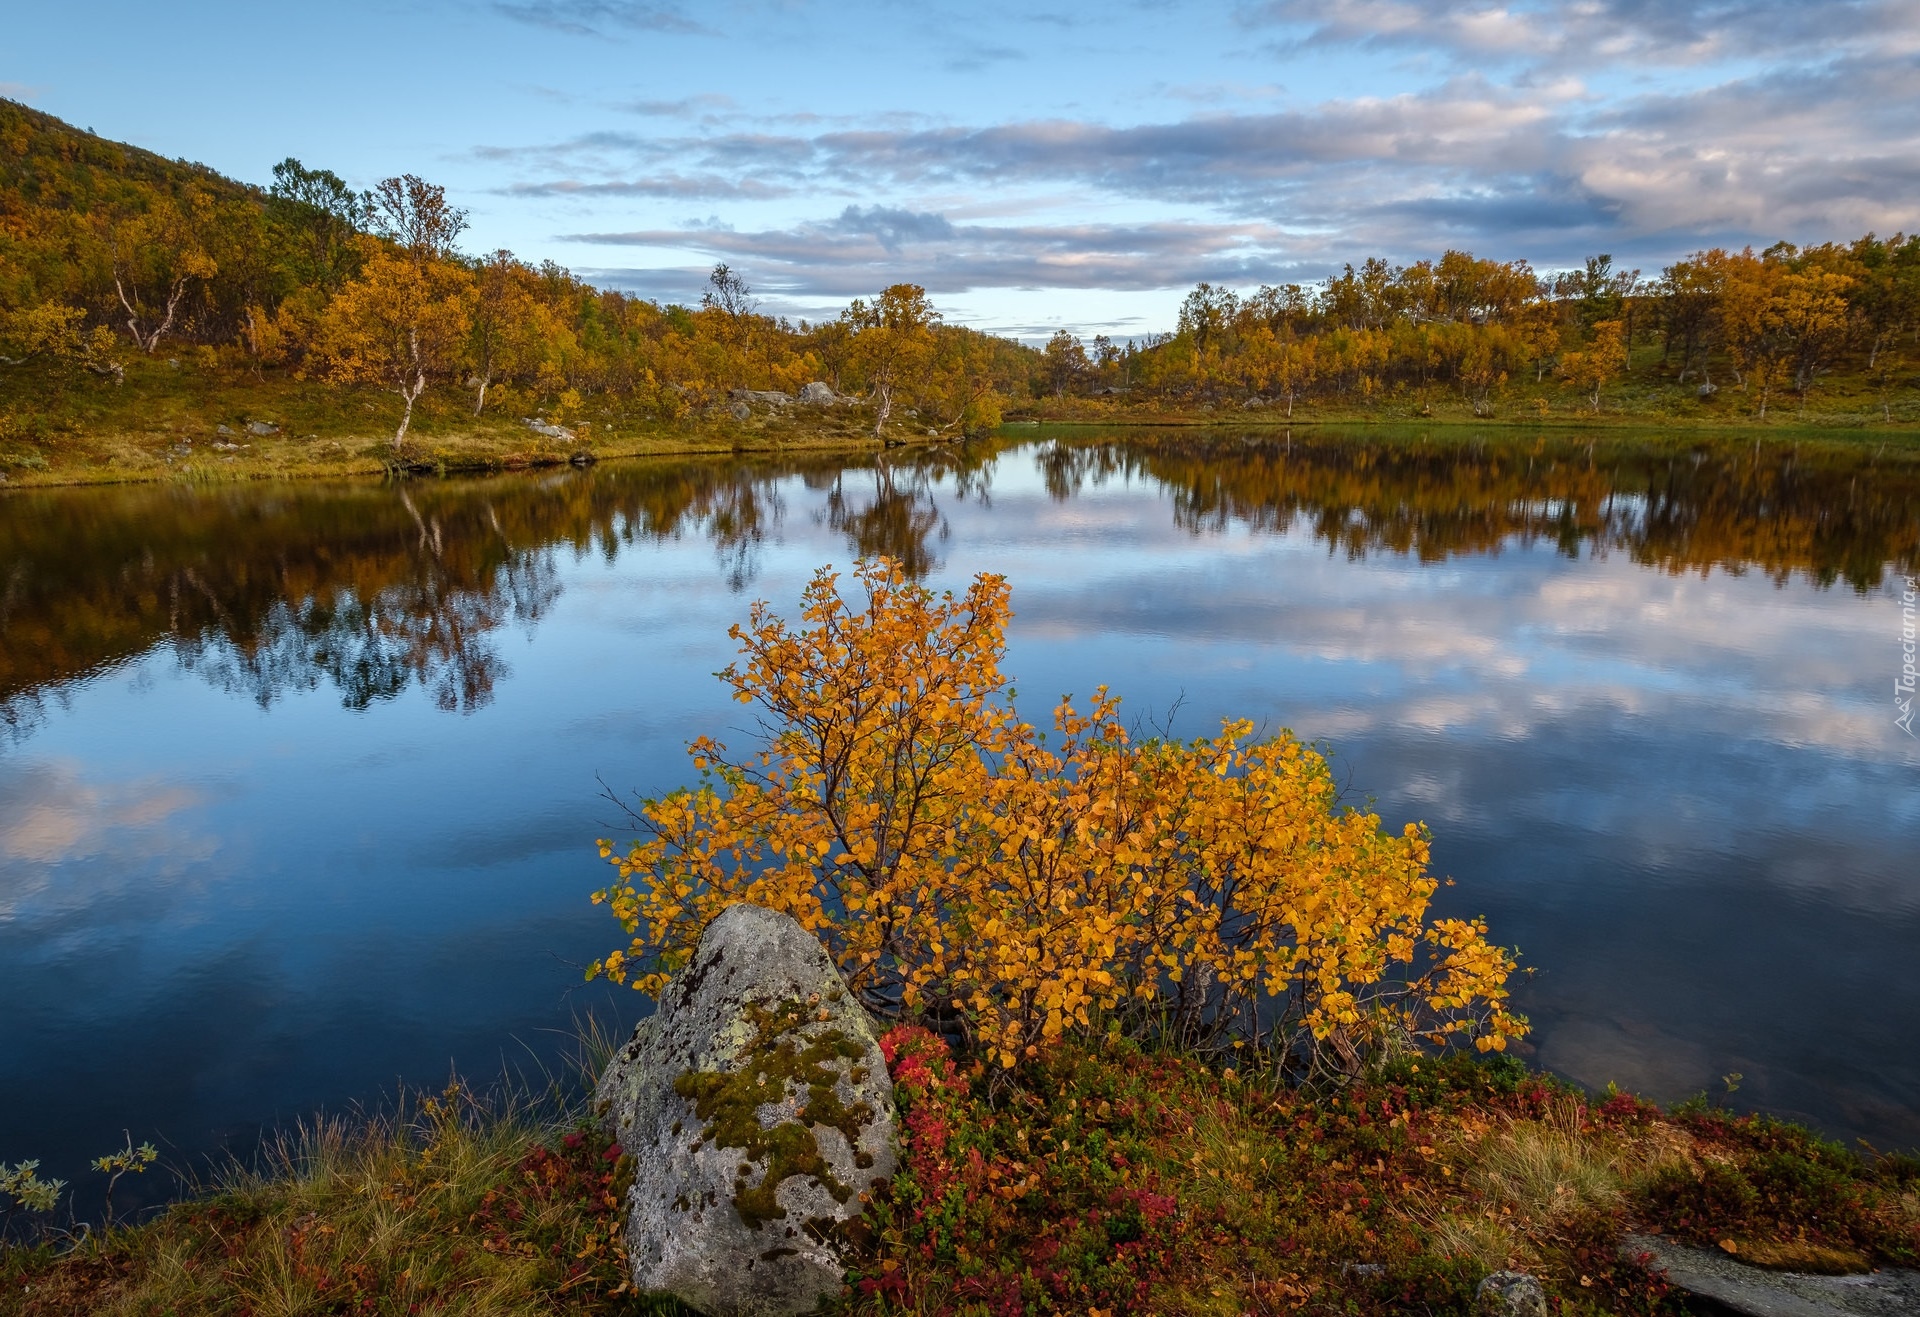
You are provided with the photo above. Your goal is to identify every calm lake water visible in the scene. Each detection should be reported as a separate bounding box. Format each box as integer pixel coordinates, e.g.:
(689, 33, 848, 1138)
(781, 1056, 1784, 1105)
(3, 428, 1917, 1212)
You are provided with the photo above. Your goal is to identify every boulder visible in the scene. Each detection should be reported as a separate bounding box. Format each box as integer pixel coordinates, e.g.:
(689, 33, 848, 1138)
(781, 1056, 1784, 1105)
(1622, 1235, 1920, 1317)
(1476, 1271, 1548, 1317)
(797, 382, 843, 405)
(246, 420, 280, 436)
(521, 417, 575, 440)
(596, 904, 897, 1317)
(729, 389, 794, 409)
(729, 399, 753, 421)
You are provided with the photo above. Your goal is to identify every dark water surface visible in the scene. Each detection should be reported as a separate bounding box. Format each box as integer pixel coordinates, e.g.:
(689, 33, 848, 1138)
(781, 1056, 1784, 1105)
(3, 429, 1917, 1210)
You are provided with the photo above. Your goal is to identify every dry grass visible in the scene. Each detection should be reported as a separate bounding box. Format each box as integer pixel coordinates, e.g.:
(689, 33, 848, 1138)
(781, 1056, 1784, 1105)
(2, 1081, 681, 1317)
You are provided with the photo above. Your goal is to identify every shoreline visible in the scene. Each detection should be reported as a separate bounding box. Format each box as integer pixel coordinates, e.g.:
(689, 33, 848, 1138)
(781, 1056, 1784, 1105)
(4, 409, 1917, 494)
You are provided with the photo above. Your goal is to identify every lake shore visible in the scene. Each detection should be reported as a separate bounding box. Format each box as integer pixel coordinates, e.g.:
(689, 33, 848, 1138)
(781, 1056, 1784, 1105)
(3, 1041, 1915, 1317)
(5, 352, 1917, 491)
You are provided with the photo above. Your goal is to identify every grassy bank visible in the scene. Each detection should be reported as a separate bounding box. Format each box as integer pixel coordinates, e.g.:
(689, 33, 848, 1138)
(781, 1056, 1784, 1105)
(1010, 343, 1920, 436)
(0, 354, 896, 490)
(6, 1040, 1915, 1316)
(6, 345, 1919, 492)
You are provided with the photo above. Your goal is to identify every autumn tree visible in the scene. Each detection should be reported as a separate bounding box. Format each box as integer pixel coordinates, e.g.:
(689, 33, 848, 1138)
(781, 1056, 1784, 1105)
(590, 561, 1525, 1077)
(106, 191, 219, 353)
(844, 283, 939, 437)
(315, 239, 474, 446)
(1558, 319, 1626, 411)
(465, 250, 565, 415)
(1042, 330, 1090, 396)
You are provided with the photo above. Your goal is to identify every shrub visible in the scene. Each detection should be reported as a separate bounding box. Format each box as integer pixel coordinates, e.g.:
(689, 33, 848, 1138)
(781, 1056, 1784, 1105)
(590, 560, 1524, 1077)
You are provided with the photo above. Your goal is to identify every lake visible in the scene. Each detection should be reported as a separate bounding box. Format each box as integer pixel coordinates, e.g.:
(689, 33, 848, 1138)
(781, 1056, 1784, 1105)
(3, 428, 1917, 1214)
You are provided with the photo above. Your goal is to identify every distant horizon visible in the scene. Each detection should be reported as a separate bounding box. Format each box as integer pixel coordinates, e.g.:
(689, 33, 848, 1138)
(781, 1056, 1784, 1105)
(8, 0, 1916, 341)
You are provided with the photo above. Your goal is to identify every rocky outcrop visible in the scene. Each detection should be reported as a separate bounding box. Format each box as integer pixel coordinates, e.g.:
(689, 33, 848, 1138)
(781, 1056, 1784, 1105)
(1476, 1270, 1548, 1317)
(596, 904, 896, 1316)
(521, 417, 575, 440)
(729, 389, 794, 411)
(1623, 1235, 1920, 1317)
(796, 382, 846, 405)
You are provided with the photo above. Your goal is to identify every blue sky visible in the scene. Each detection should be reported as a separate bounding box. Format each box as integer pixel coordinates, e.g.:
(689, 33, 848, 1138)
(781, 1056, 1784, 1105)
(7, 0, 1918, 338)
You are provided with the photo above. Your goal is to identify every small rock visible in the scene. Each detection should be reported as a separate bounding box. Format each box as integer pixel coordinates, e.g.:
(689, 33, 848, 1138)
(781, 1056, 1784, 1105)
(1476, 1271, 1548, 1317)
(1342, 1262, 1385, 1279)
(215, 424, 234, 436)
(596, 904, 897, 1317)
(520, 417, 575, 440)
(1698, 382, 1719, 398)
(569, 451, 595, 467)
(729, 399, 752, 421)
(166, 358, 180, 369)
(246, 420, 280, 436)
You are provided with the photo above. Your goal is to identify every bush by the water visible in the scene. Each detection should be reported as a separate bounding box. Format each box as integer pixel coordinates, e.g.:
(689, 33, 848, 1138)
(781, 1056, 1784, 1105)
(591, 559, 1524, 1080)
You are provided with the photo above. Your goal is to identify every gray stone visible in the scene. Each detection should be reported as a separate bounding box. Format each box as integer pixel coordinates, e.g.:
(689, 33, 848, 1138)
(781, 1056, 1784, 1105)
(596, 904, 897, 1317)
(1476, 1270, 1548, 1317)
(245, 420, 280, 436)
(729, 399, 753, 421)
(215, 424, 235, 436)
(1623, 1235, 1920, 1317)
(730, 389, 794, 410)
(520, 417, 575, 440)
(1698, 382, 1720, 398)
(797, 382, 843, 405)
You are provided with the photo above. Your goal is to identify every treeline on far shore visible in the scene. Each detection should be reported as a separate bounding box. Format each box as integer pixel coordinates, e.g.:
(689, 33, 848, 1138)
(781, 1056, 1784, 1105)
(4, 95, 1919, 451)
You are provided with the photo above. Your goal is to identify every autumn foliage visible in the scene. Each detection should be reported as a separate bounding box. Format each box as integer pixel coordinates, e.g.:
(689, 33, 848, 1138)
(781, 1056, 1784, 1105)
(591, 559, 1523, 1077)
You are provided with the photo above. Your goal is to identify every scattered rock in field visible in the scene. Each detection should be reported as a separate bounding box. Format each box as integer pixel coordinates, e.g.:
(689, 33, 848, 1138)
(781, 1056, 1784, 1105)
(1623, 1235, 1920, 1317)
(730, 399, 752, 421)
(1341, 1262, 1384, 1279)
(1476, 1271, 1548, 1317)
(569, 451, 595, 467)
(520, 417, 575, 440)
(1698, 382, 1719, 398)
(596, 904, 897, 1317)
(215, 424, 235, 436)
(797, 382, 845, 405)
(246, 420, 280, 436)
(729, 388, 793, 410)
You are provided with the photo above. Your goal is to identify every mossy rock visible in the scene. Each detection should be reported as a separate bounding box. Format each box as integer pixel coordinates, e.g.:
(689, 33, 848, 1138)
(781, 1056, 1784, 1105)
(595, 904, 897, 1317)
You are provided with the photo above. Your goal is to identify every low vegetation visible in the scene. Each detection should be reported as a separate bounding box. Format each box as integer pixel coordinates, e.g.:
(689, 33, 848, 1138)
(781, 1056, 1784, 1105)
(5, 1046, 1915, 1315)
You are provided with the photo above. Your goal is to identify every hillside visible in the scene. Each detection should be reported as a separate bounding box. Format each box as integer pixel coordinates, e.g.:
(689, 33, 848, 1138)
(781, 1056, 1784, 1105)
(2, 100, 1917, 490)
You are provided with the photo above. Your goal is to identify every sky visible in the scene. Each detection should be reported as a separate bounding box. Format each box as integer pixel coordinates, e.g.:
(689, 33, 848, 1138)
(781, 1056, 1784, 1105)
(6, 0, 1919, 338)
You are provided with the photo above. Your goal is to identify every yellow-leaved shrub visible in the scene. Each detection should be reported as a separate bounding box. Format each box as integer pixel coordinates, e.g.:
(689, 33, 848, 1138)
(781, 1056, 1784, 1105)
(591, 560, 1524, 1078)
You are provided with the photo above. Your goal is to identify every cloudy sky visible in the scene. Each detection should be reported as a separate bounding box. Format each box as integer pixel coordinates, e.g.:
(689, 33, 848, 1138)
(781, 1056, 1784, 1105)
(8, 0, 1918, 336)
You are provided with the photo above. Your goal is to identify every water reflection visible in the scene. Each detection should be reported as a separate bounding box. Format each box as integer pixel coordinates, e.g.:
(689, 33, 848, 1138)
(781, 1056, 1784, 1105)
(0, 450, 996, 732)
(5, 433, 1912, 738)
(0, 429, 1915, 1198)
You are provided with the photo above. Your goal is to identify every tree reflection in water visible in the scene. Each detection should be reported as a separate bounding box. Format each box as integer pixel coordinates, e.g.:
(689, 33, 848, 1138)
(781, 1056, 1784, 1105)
(2, 432, 1915, 739)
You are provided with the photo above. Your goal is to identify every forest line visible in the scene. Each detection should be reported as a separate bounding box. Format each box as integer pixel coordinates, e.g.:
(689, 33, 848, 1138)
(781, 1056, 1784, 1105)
(4, 98, 1918, 450)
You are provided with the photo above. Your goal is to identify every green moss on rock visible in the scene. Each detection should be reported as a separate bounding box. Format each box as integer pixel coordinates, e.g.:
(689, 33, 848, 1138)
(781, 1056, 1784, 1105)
(673, 996, 876, 1230)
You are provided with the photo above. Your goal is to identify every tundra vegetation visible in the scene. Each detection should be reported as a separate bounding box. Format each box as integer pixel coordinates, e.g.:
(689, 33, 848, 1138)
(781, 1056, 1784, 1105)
(4, 100, 1919, 487)
(4, 562, 1919, 1314)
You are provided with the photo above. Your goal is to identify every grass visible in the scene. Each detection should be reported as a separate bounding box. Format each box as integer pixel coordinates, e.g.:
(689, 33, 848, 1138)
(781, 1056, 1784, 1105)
(5, 343, 1918, 491)
(1, 1079, 691, 1317)
(0, 353, 892, 490)
(5, 1036, 1917, 1315)
(1011, 342, 1920, 437)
